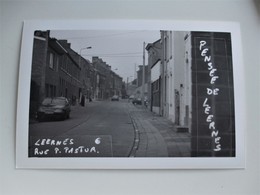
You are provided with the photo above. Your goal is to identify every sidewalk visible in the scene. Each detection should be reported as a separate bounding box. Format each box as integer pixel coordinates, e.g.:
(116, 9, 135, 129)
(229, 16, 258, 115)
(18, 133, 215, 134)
(127, 103, 191, 157)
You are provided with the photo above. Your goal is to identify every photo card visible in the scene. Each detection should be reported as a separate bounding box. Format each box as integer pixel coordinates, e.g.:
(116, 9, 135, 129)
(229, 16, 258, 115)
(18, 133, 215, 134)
(16, 20, 245, 169)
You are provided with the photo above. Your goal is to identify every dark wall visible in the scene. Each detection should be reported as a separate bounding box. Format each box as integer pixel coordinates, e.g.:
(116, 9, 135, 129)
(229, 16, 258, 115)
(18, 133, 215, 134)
(191, 32, 235, 157)
(30, 36, 48, 118)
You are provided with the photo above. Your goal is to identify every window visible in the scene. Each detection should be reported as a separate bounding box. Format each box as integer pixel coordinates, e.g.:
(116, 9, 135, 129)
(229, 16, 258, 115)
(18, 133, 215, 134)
(56, 56, 59, 71)
(45, 84, 49, 97)
(152, 79, 160, 92)
(45, 83, 56, 97)
(164, 36, 167, 61)
(49, 52, 59, 71)
(49, 52, 54, 69)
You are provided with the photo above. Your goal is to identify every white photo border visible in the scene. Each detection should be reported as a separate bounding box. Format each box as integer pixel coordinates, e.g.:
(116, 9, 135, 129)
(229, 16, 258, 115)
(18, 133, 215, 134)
(16, 20, 245, 169)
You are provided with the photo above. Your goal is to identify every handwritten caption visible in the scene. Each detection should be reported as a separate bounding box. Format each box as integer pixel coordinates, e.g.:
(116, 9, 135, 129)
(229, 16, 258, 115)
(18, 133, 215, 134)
(29, 135, 112, 157)
(199, 40, 221, 152)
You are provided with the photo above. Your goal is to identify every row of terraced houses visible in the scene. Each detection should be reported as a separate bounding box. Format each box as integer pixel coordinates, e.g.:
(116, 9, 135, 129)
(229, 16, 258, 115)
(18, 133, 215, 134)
(30, 31, 124, 118)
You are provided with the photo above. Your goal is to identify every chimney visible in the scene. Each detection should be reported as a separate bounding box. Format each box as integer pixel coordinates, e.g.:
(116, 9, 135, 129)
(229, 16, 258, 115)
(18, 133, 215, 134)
(59, 40, 71, 49)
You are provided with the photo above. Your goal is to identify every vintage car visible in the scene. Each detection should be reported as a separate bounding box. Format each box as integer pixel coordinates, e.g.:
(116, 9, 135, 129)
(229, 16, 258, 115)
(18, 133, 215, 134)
(37, 97, 71, 121)
(132, 98, 142, 105)
(111, 95, 119, 101)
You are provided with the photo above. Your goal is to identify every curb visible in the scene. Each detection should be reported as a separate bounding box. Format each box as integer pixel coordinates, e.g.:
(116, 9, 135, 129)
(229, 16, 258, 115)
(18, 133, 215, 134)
(128, 115, 140, 157)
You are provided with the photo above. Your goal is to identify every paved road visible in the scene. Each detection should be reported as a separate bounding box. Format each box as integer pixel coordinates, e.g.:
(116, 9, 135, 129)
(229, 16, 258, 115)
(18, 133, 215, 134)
(29, 100, 135, 157)
(29, 99, 191, 158)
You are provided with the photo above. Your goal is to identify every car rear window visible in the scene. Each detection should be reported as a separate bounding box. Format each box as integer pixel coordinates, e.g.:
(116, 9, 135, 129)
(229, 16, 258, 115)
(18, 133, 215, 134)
(42, 98, 66, 105)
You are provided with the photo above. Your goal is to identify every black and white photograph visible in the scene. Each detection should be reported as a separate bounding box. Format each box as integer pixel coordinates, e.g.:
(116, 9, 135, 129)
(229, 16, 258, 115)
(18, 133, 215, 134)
(3, 1, 259, 194)
(16, 20, 244, 169)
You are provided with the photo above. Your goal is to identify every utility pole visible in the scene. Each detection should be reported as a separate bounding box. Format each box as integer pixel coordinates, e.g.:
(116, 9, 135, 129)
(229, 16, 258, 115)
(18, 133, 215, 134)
(134, 63, 137, 85)
(142, 42, 145, 106)
(127, 77, 128, 96)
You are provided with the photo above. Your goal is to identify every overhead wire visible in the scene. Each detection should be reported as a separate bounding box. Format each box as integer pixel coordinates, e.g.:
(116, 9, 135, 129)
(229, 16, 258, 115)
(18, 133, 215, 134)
(54, 30, 148, 40)
(85, 55, 142, 58)
(81, 51, 143, 58)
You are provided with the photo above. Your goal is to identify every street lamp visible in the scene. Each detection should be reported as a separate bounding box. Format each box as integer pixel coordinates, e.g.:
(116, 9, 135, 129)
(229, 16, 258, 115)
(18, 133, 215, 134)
(78, 46, 92, 105)
(79, 46, 92, 67)
(80, 46, 92, 54)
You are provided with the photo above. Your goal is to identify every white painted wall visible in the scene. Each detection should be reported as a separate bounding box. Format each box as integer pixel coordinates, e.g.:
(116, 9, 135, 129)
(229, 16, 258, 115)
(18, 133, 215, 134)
(184, 32, 192, 131)
(165, 31, 175, 122)
(151, 61, 160, 82)
(164, 31, 189, 125)
(1, 0, 259, 195)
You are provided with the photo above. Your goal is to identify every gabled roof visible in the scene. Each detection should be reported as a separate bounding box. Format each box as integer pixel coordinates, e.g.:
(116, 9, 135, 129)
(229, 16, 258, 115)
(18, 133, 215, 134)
(146, 39, 161, 51)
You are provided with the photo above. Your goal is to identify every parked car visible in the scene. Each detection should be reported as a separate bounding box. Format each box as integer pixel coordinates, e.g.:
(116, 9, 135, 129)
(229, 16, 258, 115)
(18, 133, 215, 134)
(37, 97, 71, 121)
(132, 98, 142, 105)
(111, 95, 119, 101)
(129, 95, 135, 100)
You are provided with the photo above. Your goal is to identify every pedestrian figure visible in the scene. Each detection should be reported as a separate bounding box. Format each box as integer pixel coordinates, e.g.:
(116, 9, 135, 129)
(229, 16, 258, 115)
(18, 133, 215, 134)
(81, 95, 85, 106)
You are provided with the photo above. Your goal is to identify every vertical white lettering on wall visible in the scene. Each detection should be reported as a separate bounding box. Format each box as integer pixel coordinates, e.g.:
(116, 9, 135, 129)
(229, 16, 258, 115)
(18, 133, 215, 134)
(191, 32, 236, 157)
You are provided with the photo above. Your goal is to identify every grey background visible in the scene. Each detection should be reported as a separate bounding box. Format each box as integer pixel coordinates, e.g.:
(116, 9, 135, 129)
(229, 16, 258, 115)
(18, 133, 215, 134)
(0, 0, 259, 195)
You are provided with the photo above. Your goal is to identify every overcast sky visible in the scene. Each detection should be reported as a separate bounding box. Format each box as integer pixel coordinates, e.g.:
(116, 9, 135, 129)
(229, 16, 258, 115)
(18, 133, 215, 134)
(50, 30, 160, 82)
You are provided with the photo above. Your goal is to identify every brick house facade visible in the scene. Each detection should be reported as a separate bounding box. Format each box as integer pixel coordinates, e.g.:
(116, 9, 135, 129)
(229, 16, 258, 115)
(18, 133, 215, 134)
(30, 31, 124, 119)
(29, 31, 81, 117)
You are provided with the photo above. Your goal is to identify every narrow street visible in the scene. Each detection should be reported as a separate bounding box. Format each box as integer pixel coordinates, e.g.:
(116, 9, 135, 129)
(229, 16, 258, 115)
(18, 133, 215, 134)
(29, 99, 191, 157)
(30, 100, 135, 157)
